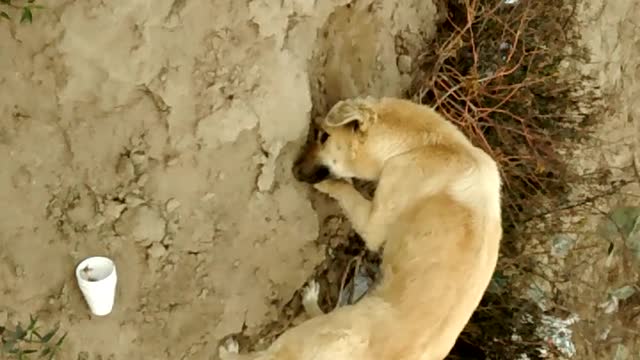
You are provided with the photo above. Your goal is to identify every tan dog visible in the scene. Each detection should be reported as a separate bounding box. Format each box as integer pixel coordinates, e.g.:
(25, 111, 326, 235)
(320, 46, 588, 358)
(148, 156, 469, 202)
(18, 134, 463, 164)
(219, 97, 503, 360)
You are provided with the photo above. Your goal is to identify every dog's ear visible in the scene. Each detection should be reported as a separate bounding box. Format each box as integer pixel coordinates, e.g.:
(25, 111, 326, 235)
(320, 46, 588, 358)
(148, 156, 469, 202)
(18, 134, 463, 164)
(322, 98, 377, 132)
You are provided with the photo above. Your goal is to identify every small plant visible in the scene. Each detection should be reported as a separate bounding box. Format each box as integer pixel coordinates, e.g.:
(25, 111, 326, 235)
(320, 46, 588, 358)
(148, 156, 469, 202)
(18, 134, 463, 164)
(0, 315, 66, 360)
(0, 0, 44, 24)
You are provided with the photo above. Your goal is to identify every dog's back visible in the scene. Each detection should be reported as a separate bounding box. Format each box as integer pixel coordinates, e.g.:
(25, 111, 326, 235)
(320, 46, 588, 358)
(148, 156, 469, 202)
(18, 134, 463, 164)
(364, 99, 502, 359)
(368, 193, 501, 359)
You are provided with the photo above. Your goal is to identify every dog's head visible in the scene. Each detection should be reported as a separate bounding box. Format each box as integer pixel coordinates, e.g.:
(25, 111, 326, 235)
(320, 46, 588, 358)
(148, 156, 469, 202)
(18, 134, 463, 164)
(292, 98, 380, 184)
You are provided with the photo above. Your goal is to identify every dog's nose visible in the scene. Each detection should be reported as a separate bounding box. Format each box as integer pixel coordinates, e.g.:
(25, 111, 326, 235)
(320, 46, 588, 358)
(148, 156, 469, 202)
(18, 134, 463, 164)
(292, 158, 330, 184)
(292, 157, 305, 181)
(308, 166, 330, 183)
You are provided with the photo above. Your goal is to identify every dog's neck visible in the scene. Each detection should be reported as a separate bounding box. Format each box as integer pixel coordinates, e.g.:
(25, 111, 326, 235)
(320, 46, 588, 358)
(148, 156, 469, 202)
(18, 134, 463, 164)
(370, 129, 469, 165)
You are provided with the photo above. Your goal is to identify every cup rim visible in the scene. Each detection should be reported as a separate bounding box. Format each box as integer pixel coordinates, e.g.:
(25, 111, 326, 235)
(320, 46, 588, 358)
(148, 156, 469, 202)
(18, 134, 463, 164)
(75, 256, 116, 283)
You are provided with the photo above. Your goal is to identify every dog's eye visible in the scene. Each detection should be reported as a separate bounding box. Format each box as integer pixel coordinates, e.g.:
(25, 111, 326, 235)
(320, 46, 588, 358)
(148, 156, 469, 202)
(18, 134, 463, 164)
(319, 132, 330, 144)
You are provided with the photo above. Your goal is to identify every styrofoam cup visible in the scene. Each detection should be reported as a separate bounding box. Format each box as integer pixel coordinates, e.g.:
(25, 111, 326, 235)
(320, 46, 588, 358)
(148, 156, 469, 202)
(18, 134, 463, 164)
(75, 256, 117, 316)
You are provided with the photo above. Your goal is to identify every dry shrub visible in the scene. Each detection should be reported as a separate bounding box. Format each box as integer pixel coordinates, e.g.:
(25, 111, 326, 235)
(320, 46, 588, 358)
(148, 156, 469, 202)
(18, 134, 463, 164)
(410, 0, 596, 229)
(407, 0, 600, 357)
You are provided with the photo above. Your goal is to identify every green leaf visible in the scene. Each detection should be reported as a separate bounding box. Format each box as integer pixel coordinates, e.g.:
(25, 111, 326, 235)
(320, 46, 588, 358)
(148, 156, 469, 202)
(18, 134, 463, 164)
(0, 11, 9, 20)
(15, 324, 26, 339)
(54, 332, 66, 346)
(41, 345, 59, 360)
(20, 6, 32, 24)
(40, 327, 58, 343)
(3, 340, 17, 352)
(28, 315, 38, 330)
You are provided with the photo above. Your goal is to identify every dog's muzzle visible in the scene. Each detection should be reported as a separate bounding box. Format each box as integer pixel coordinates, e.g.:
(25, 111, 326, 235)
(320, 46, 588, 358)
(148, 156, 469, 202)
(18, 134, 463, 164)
(292, 148, 330, 184)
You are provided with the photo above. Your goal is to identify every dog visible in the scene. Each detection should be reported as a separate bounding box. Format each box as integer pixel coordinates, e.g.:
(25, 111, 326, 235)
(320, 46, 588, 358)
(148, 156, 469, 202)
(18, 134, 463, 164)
(218, 97, 503, 360)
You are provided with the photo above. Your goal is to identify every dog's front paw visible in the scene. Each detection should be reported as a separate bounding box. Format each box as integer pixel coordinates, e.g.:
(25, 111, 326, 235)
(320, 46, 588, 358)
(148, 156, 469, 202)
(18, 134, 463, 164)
(218, 337, 240, 360)
(314, 179, 351, 199)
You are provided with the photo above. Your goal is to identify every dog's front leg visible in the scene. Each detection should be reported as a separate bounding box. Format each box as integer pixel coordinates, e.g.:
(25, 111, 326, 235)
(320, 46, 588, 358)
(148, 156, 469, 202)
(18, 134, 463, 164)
(314, 179, 384, 251)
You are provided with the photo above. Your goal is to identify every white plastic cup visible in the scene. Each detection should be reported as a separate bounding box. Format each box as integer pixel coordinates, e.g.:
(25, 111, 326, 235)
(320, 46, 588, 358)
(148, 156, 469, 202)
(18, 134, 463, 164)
(75, 256, 117, 316)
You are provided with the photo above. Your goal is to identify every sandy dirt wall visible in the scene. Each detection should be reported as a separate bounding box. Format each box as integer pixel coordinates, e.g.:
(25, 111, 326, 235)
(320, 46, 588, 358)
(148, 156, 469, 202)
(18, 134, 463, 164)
(0, 0, 436, 359)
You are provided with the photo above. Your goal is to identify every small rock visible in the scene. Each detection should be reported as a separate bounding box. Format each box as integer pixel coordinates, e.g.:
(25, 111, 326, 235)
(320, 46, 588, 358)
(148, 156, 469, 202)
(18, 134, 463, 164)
(167, 253, 180, 263)
(47, 205, 63, 220)
(125, 194, 146, 208)
(166, 218, 180, 235)
(397, 55, 412, 74)
(129, 152, 147, 166)
(198, 288, 209, 299)
(201, 193, 215, 202)
(130, 153, 149, 174)
(147, 243, 166, 258)
(232, 260, 240, 268)
(103, 201, 127, 221)
(15, 265, 24, 278)
(116, 156, 135, 180)
(136, 174, 149, 187)
(165, 198, 181, 213)
(162, 264, 174, 273)
(161, 235, 173, 246)
(114, 206, 166, 246)
(166, 157, 179, 167)
(329, 235, 345, 248)
(87, 215, 106, 230)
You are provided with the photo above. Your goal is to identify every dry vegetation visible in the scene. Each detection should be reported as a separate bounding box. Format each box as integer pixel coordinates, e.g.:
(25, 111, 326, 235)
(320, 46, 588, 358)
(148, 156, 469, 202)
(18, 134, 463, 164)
(410, 0, 600, 357)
